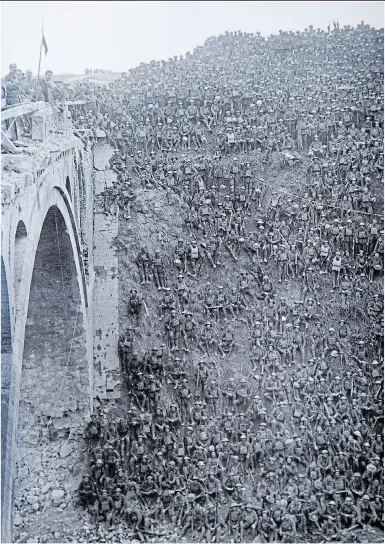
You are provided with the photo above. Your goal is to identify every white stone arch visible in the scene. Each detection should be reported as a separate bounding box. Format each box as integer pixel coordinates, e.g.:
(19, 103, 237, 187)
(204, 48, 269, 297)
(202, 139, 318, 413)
(2, 185, 92, 542)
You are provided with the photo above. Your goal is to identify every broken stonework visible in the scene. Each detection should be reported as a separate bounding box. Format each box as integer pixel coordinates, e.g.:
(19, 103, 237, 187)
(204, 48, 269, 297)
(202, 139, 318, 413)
(13, 512, 23, 526)
(41, 483, 52, 494)
(18, 466, 29, 479)
(51, 489, 65, 502)
(59, 442, 74, 458)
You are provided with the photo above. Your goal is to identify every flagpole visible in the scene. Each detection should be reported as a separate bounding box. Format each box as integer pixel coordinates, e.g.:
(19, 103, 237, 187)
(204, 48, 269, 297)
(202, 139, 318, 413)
(36, 19, 44, 101)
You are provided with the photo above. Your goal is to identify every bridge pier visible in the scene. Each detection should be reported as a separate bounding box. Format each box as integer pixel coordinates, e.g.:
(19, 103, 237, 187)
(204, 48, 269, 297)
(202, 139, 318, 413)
(92, 142, 121, 402)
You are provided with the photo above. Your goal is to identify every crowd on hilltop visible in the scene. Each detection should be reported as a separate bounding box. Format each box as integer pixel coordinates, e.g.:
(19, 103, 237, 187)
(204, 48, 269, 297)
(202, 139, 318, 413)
(8, 23, 385, 543)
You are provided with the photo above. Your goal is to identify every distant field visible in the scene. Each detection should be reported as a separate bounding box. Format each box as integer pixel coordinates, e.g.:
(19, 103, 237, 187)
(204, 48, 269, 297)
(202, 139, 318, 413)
(57, 72, 122, 84)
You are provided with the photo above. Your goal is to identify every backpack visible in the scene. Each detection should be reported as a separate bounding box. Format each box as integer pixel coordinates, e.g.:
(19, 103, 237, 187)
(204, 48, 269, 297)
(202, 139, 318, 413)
(191, 245, 199, 259)
(90, 424, 98, 436)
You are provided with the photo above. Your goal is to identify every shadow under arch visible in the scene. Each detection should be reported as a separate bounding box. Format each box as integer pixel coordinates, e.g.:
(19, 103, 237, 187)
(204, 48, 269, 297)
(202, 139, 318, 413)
(14, 221, 28, 302)
(13, 204, 90, 532)
(1, 256, 12, 354)
(65, 175, 72, 199)
(1, 256, 13, 542)
(54, 185, 88, 307)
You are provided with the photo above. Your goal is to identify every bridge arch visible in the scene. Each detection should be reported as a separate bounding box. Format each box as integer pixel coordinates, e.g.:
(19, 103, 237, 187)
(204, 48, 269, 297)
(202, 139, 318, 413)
(16, 204, 90, 462)
(2, 185, 92, 541)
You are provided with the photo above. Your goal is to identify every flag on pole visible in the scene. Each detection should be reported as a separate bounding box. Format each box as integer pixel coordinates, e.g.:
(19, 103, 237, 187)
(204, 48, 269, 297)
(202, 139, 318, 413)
(42, 33, 48, 55)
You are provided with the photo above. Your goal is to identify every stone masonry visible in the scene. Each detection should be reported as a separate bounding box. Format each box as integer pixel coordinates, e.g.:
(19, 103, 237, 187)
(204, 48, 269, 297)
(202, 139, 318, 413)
(92, 142, 121, 401)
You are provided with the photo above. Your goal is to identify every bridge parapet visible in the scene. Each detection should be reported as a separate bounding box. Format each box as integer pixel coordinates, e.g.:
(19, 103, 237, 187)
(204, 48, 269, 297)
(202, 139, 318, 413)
(1, 101, 70, 152)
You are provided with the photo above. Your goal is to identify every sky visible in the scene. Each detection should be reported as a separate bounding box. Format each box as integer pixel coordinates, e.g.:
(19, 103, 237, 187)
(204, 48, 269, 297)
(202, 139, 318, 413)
(1, 1, 384, 76)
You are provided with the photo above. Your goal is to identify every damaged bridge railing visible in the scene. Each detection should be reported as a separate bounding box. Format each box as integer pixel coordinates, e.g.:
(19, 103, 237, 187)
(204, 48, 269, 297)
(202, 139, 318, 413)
(1, 101, 54, 153)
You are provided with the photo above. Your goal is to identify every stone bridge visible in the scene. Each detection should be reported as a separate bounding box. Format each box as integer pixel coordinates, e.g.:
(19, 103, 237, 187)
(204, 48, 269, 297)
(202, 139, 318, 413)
(1, 103, 102, 542)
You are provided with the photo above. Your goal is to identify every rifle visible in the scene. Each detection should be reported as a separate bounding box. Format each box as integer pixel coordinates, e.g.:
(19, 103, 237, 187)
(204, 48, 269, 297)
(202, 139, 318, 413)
(136, 527, 167, 537)
(142, 300, 149, 317)
(130, 389, 141, 408)
(227, 210, 233, 234)
(95, 504, 100, 532)
(325, 524, 359, 542)
(196, 368, 200, 392)
(240, 520, 245, 542)
(205, 336, 210, 357)
(322, 401, 330, 421)
(214, 492, 219, 530)
(375, 385, 383, 399)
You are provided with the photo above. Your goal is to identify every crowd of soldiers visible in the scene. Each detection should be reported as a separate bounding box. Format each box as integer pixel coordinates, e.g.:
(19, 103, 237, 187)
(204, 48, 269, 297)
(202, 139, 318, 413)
(2, 66, 66, 106)
(1, 65, 106, 143)
(74, 23, 382, 542)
